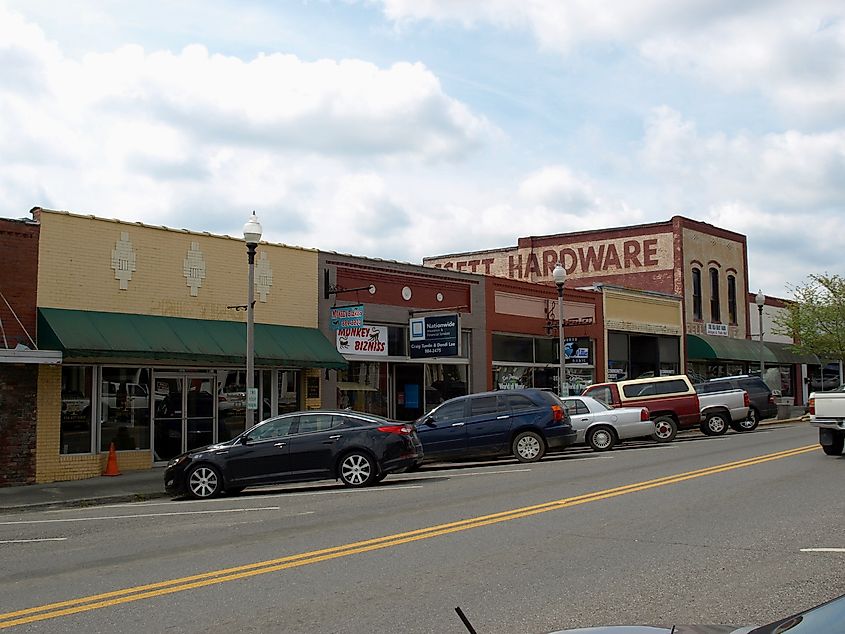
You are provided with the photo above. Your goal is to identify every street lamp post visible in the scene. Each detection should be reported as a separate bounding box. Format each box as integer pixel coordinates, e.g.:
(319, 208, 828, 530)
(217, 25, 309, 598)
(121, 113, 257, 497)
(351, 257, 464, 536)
(553, 262, 567, 397)
(755, 289, 765, 378)
(243, 212, 263, 429)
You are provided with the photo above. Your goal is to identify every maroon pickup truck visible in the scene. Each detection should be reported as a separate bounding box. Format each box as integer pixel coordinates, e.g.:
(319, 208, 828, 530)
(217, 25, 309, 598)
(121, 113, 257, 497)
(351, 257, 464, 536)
(581, 374, 701, 443)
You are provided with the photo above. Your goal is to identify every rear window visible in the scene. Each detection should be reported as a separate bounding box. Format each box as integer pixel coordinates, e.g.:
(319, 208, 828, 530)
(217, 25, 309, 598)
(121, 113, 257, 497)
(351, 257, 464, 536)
(535, 390, 563, 406)
(584, 386, 613, 405)
(470, 395, 499, 416)
(504, 394, 537, 411)
(623, 379, 689, 398)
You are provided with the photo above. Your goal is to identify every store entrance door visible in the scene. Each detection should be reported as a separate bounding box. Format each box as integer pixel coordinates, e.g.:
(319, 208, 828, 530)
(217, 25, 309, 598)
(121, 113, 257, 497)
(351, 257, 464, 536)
(393, 364, 424, 422)
(153, 372, 217, 462)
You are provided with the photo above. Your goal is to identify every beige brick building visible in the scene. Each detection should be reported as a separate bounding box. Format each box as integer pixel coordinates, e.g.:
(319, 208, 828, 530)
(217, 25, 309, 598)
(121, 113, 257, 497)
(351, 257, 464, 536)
(30, 208, 344, 482)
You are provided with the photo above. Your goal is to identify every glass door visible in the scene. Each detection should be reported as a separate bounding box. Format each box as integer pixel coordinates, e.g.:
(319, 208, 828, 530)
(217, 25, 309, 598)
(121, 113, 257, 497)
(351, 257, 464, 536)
(186, 374, 216, 451)
(152, 372, 217, 462)
(153, 373, 184, 462)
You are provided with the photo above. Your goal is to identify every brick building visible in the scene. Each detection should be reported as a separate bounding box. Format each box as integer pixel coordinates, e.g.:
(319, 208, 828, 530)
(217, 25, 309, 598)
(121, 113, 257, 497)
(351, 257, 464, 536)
(424, 216, 805, 385)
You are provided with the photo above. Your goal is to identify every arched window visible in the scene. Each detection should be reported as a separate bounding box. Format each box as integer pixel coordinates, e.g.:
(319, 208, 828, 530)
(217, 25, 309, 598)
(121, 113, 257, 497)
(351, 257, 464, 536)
(709, 268, 720, 322)
(691, 268, 702, 320)
(727, 275, 737, 325)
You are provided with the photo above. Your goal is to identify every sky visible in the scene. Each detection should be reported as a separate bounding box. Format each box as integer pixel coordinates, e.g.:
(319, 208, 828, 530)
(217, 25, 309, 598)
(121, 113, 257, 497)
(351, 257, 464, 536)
(1, 0, 844, 298)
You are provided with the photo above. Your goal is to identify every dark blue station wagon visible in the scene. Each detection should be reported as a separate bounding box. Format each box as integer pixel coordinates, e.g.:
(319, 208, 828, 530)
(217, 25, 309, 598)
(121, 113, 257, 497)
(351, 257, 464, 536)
(414, 388, 576, 463)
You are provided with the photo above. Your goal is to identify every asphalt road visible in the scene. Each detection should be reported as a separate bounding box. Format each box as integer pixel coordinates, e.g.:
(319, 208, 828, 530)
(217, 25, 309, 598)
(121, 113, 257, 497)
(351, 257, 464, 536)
(1, 423, 843, 633)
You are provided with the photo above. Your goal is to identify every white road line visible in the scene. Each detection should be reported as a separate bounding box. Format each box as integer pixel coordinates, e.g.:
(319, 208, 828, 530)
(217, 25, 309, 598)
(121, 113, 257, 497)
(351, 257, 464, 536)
(800, 548, 845, 553)
(0, 537, 68, 544)
(0, 507, 282, 525)
(400, 468, 532, 480)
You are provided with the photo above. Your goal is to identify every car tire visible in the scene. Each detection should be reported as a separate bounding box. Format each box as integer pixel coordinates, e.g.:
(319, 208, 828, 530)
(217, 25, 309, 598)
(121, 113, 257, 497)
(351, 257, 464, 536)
(186, 464, 223, 499)
(512, 431, 546, 462)
(225, 486, 245, 496)
(338, 451, 377, 487)
(700, 412, 729, 436)
(733, 407, 760, 432)
(651, 416, 677, 443)
(822, 431, 844, 456)
(587, 426, 616, 452)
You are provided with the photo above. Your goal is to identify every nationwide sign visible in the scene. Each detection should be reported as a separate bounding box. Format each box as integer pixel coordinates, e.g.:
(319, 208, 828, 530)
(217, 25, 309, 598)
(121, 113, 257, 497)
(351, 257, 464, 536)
(409, 314, 460, 359)
(336, 325, 388, 356)
(330, 304, 364, 330)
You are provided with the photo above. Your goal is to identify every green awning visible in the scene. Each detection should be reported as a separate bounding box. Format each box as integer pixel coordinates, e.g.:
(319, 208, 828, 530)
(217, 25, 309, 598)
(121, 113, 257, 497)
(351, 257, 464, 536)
(37, 308, 347, 369)
(687, 333, 778, 363)
(764, 341, 820, 365)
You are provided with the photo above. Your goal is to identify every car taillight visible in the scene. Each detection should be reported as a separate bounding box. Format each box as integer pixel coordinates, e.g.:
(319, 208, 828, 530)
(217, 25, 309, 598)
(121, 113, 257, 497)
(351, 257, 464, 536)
(809, 398, 815, 415)
(743, 392, 750, 407)
(551, 405, 563, 422)
(640, 408, 650, 421)
(377, 425, 413, 435)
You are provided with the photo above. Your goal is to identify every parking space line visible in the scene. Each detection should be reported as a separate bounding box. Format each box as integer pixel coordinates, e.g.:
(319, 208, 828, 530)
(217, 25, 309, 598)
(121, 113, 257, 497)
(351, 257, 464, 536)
(0, 538, 68, 544)
(0, 507, 282, 525)
(800, 548, 845, 552)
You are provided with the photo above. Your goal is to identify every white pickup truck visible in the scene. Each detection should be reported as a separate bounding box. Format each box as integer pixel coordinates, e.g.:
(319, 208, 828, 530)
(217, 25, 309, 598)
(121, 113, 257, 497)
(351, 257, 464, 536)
(694, 384, 751, 436)
(809, 389, 845, 456)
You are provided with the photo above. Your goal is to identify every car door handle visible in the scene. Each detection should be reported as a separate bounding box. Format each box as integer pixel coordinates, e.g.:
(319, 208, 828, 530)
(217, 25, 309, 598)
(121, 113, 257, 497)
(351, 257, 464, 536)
(496, 415, 510, 420)
(273, 442, 286, 447)
(580, 418, 590, 422)
(451, 422, 465, 427)
(329, 434, 342, 439)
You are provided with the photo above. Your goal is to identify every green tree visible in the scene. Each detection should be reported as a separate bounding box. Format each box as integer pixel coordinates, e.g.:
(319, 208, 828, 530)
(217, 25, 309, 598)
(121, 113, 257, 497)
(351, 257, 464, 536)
(773, 273, 845, 360)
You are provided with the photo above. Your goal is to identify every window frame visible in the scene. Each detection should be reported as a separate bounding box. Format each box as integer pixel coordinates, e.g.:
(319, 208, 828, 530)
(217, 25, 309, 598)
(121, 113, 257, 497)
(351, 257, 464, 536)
(727, 274, 737, 325)
(691, 268, 703, 320)
(709, 267, 721, 323)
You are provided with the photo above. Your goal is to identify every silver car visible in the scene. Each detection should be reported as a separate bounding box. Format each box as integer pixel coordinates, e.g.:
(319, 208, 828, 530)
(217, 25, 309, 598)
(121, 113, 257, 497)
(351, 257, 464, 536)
(560, 396, 654, 451)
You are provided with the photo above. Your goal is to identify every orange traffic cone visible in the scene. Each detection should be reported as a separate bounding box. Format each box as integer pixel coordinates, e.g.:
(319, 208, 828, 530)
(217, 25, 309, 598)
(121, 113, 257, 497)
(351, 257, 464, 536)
(103, 442, 121, 477)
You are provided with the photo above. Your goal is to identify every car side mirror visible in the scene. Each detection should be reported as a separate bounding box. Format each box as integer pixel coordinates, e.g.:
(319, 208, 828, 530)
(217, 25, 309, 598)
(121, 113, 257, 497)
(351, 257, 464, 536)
(240, 435, 250, 445)
(424, 416, 436, 426)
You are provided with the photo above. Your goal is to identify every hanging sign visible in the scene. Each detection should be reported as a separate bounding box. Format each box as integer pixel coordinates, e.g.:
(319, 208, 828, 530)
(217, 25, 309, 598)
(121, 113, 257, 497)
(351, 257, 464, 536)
(336, 325, 388, 356)
(409, 314, 460, 358)
(330, 304, 364, 330)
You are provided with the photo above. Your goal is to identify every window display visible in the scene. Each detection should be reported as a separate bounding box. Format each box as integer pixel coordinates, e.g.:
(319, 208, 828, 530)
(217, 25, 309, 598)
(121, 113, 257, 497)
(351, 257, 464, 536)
(100, 367, 151, 451)
(61, 366, 93, 454)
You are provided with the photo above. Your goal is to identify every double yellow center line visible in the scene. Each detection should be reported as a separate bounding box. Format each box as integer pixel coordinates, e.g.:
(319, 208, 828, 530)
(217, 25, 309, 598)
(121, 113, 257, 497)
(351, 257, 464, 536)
(0, 444, 817, 629)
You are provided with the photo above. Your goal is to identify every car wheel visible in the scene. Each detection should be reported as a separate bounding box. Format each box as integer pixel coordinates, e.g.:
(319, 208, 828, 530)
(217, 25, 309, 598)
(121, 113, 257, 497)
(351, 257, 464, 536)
(186, 464, 222, 499)
(701, 412, 729, 436)
(512, 431, 545, 463)
(587, 426, 616, 452)
(338, 452, 377, 487)
(822, 431, 844, 456)
(225, 486, 245, 496)
(651, 416, 677, 443)
(735, 408, 760, 432)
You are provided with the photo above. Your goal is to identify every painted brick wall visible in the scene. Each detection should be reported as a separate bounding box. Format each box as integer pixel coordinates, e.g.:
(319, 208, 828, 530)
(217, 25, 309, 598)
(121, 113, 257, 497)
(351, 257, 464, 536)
(0, 364, 38, 486)
(0, 218, 39, 348)
(35, 209, 319, 328)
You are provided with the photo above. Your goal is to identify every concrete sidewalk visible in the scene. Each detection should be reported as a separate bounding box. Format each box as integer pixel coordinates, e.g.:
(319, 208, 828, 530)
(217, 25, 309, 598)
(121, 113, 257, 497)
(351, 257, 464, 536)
(0, 416, 809, 513)
(0, 468, 167, 513)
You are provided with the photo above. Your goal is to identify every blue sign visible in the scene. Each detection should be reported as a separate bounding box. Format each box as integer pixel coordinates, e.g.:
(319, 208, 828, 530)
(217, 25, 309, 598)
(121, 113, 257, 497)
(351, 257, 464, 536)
(330, 304, 364, 330)
(409, 314, 460, 359)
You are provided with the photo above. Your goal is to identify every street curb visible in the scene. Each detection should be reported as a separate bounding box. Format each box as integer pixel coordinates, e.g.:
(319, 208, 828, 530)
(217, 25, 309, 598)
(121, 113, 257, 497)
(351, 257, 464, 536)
(0, 491, 169, 515)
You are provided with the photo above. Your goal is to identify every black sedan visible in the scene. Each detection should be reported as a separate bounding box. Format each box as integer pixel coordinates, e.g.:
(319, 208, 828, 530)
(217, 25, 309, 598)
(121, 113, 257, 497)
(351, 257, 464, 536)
(164, 410, 424, 499)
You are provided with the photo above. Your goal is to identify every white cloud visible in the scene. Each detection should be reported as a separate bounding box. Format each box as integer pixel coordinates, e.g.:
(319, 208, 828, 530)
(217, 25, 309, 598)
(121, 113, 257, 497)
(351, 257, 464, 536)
(376, 0, 845, 120)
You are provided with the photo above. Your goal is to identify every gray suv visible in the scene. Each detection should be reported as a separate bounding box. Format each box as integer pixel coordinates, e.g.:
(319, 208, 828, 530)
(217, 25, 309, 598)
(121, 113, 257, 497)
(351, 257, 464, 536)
(706, 375, 777, 429)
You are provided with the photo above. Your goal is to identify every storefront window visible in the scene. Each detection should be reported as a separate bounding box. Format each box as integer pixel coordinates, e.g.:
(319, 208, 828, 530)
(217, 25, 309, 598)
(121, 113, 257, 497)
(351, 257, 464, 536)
(218, 370, 247, 441)
(387, 326, 407, 356)
(535, 338, 557, 364)
(565, 367, 594, 394)
(424, 364, 468, 407)
(492, 335, 533, 363)
(61, 366, 93, 454)
(100, 368, 151, 451)
(494, 366, 533, 390)
(337, 361, 388, 417)
(533, 367, 558, 390)
(278, 370, 301, 414)
(608, 332, 630, 381)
